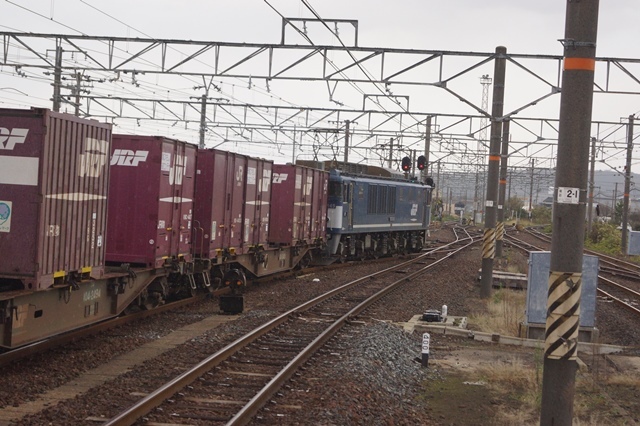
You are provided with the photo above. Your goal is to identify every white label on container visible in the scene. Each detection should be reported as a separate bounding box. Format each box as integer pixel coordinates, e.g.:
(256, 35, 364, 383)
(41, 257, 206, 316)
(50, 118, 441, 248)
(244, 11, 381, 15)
(97, 235, 103, 247)
(78, 138, 109, 178)
(161, 152, 171, 172)
(305, 176, 313, 196)
(212, 221, 216, 240)
(262, 169, 271, 192)
(273, 173, 288, 184)
(46, 224, 60, 237)
(0, 156, 39, 186)
(158, 220, 166, 229)
(557, 187, 580, 204)
(422, 333, 430, 354)
(0, 200, 12, 232)
(0, 127, 29, 150)
(247, 167, 256, 185)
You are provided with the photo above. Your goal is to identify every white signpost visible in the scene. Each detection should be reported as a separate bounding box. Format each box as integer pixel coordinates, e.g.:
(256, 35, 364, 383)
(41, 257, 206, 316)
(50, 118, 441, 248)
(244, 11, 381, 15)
(421, 333, 431, 367)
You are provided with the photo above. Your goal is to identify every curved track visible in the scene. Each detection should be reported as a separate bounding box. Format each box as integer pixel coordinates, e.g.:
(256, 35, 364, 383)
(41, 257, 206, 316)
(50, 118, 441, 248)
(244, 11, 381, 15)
(505, 229, 640, 318)
(104, 228, 479, 425)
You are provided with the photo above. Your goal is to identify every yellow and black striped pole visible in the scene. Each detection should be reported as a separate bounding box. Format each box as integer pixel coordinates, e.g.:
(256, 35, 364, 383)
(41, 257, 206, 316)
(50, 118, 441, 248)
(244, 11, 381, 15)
(540, 1, 599, 425)
(495, 120, 510, 258)
(545, 271, 581, 360)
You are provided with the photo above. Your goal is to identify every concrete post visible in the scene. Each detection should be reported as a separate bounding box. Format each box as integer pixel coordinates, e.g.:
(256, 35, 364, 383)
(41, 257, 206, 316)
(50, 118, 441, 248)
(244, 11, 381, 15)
(540, 1, 599, 425)
(479, 46, 507, 299)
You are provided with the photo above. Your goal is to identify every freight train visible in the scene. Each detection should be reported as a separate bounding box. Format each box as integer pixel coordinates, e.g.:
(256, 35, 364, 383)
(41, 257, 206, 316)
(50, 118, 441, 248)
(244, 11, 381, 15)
(0, 108, 433, 348)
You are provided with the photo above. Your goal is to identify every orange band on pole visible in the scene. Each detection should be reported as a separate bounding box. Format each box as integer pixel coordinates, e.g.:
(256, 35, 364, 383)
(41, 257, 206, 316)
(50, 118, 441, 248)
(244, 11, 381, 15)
(564, 57, 595, 71)
(489, 155, 501, 161)
(499, 179, 507, 184)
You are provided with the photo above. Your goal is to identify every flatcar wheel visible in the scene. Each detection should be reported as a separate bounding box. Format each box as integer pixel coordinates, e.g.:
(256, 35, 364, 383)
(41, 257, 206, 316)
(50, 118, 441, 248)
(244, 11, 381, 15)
(142, 294, 161, 310)
(299, 253, 312, 269)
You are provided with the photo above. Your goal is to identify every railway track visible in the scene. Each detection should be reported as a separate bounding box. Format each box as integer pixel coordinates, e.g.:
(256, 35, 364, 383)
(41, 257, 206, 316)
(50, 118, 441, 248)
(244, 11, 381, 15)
(0, 252, 421, 367)
(103, 227, 479, 425)
(525, 227, 640, 280)
(0, 292, 218, 367)
(504, 230, 640, 317)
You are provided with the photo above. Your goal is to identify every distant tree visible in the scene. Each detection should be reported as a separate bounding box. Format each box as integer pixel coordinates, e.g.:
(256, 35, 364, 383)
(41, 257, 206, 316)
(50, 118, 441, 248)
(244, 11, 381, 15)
(531, 206, 552, 224)
(614, 201, 624, 224)
(506, 196, 524, 217)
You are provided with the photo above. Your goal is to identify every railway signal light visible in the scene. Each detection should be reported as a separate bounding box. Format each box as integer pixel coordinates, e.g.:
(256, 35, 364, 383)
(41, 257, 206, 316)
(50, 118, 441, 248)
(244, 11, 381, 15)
(417, 155, 427, 170)
(401, 156, 411, 172)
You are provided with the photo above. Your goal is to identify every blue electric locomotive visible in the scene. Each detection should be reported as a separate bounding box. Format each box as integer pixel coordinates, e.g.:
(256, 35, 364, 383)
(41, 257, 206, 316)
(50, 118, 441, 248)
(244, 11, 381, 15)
(326, 169, 432, 259)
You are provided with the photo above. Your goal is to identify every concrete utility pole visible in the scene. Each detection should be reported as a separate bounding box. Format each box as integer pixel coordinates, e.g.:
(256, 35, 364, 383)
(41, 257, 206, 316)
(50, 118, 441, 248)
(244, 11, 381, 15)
(73, 73, 82, 116)
(540, 2, 599, 425)
(423, 116, 432, 183)
(343, 120, 351, 165)
(587, 137, 597, 233)
(52, 45, 63, 112)
(496, 119, 510, 257)
(436, 161, 441, 199)
(199, 94, 207, 149)
(529, 158, 535, 212)
(621, 115, 634, 253)
(479, 46, 507, 299)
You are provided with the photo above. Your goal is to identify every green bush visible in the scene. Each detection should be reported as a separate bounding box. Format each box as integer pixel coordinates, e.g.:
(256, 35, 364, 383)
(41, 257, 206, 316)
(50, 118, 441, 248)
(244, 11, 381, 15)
(585, 222, 622, 255)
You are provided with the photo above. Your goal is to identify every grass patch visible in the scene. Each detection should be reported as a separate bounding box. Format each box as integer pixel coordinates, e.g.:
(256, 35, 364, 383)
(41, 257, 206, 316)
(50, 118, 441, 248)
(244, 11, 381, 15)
(453, 356, 636, 425)
(469, 288, 526, 336)
(471, 356, 541, 424)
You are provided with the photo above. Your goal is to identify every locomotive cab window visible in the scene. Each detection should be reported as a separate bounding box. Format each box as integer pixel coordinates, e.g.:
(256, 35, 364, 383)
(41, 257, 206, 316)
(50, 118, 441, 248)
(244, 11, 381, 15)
(328, 181, 343, 198)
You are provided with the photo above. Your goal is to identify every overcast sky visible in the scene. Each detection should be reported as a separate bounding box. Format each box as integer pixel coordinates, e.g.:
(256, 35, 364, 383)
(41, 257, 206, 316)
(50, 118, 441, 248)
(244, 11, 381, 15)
(1, 1, 639, 172)
(2, 1, 636, 54)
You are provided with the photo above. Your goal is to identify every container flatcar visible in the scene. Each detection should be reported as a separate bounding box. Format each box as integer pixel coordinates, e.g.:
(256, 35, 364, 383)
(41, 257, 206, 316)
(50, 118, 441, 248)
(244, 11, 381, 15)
(194, 150, 316, 282)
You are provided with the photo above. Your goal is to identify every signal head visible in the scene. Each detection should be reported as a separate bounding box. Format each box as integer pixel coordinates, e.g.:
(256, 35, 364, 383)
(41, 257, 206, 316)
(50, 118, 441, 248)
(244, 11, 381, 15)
(401, 156, 411, 172)
(417, 155, 427, 170)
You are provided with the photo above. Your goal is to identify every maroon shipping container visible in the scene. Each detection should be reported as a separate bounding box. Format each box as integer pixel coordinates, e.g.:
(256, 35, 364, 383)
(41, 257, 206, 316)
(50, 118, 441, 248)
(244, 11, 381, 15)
(193, 149, 272, 259)
(244, 157, 273, 249)
(0, 108, 112, 290)
(106, 135, 196, 268)
(269, 164, 328, 246)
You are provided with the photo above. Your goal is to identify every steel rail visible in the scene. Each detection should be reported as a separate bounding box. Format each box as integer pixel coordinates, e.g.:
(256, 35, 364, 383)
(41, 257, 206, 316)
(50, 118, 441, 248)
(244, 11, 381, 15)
(0, 291, 217, 367)
(104, 234, 477, 426)
(525, 227, 640, 276)
(228, 232, 479, 425)
(504, 233, 640, 318)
